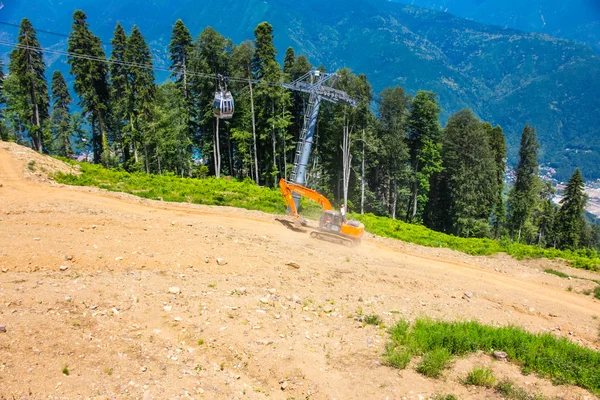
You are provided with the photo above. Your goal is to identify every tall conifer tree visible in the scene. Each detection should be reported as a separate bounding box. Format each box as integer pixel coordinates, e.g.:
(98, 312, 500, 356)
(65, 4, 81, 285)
(109, 22, 129, 162)
(125, 25, 156, 173)
(50, 71, 72, 156)
(442, 109, 497, 237)
(557, 168, 587, 249)
(484, 123, 507, 238)
(283, 47, 295, 75)
(9, 18, 49, 152)
(67, 10, 110, 163)
(507, 125, 540, 242)
(0, 60, 9, 141)
(169, 19, 193, 99)
(405, 91, 442, 223)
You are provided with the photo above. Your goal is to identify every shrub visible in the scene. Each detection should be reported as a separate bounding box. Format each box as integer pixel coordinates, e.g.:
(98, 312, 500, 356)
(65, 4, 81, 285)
(364, 314, 382, 326)
(383, 347, 412, 369)
(463, 367, 496, 388)
(415, 348, 452, 378)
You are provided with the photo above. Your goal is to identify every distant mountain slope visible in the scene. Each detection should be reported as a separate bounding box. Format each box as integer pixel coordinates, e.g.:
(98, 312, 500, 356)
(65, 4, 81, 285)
(391, 0, 600, 53)
(1, 0, 600, 181)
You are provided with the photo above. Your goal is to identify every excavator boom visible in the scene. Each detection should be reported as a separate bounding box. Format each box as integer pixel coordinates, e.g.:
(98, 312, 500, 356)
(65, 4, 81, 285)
(279, 179, 333, 218)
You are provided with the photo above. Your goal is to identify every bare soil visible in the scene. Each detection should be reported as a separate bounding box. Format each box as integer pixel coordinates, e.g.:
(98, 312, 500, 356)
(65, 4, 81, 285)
(1, 142, 599, 400)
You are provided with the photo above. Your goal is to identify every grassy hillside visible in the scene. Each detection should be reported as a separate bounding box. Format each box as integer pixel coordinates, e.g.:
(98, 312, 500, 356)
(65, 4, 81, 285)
(3, 0, 600, 180)
(54, 163, 600, 271)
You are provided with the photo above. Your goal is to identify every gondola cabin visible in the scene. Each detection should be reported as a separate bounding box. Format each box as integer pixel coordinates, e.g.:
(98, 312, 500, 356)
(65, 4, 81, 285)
(213, 91, 234, 119)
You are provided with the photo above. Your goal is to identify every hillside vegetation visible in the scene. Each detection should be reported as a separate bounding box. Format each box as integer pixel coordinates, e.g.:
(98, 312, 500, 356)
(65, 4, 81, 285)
(3, 0, 600, 180)
(390, 0, 600, 53)
(54, 163, 600, 271)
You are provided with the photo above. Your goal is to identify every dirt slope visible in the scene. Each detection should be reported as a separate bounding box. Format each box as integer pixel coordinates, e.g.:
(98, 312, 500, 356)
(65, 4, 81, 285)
(1, 142, 599, 400)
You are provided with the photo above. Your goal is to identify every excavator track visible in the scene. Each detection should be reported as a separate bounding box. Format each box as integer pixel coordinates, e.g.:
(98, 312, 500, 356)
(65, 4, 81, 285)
(310, 231, 357, 247)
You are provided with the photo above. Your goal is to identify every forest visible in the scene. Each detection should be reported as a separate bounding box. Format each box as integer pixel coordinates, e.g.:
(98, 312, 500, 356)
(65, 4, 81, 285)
(0, 11, 597, 252)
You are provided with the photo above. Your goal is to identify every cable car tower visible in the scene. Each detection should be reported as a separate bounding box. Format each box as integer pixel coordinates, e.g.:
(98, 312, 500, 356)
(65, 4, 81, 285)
(282, 70, 357, 208)
(210, 69, 356, 206)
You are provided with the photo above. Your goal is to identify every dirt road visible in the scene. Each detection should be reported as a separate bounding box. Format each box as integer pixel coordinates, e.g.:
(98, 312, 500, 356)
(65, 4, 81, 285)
(1, 142, 599, 399)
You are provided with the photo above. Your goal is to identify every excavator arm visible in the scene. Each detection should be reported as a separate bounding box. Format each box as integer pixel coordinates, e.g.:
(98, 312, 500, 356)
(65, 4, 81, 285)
(279, 178, 333, 220)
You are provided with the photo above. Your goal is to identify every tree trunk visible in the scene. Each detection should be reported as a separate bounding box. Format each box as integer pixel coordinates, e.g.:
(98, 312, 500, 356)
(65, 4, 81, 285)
(341, 110, 352, 209)
(392, 180, 398, 220)
(32, 102, 41, 152)
(27, 50, 42, 153)
(144, 144, 149, 174)
(227, 125, 233, 176)
(282, 105, 287, 179)
(249, 81, 259, 184)
(130, 116, 139, 163)
(361, 129, 365, 215)
(214, 117, 221, 179)
(97, 109, 107, 155)
(271, 101, 277, 186)
(407, 159, 420, 222)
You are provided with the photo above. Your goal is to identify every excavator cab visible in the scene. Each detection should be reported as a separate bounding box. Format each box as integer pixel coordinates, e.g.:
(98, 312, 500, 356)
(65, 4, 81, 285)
(320, 210, 342, 232)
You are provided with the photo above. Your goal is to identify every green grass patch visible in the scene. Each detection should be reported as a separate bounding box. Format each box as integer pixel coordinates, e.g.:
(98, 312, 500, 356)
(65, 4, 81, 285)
(544, 269, 570, 278)
(384, 319, 600, 394)
(595, 286, 600, 300)
(415, 348, 452, 378)
(62, 365, 69, 376)
(352, 213, 600, 271)
(53, 163, 322, 219)
(363, 314, 382, 326)
(495, 379, 545, 400)
(463, 367, 496, 388)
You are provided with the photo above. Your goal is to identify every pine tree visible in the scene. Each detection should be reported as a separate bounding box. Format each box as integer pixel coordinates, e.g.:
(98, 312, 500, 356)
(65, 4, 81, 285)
(483, 123, 507, 238)
(9, 18, 49, 152)
(190, 26, 232, 178)
(376, 86, 411, 218)
(252, 22, 276, 80)
(251, 22, 292, 185)
(283, 47, 295, 75)
(108, 22, 129, 163)
(125, 25, 156, 173)
(50, 71, 72, 156)
(507, 125, 540, 242)
(169, 19, 193, 99)
(231, 40, 258, 181)
(442, 109, 497, 237)
(67, 10, 110, 163)
(0, 60, 9, 141)
(557, 168, 588, 249)
(405, 91, 442, 223)
(149, 82, 192, 175)
(533, 182, 558, 247)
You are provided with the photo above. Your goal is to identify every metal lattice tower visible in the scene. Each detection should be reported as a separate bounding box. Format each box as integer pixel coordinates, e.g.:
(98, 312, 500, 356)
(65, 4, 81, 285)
(282, 70, 357, 207)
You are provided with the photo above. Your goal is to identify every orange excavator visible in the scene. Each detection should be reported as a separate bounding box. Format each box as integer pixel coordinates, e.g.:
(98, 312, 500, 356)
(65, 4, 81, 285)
(279, 178, 365, 246)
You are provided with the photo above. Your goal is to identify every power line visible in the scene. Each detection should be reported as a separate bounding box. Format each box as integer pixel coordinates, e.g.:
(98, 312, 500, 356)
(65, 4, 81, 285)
(0, 39, 295, 89)
(0, 20, 70, 38)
